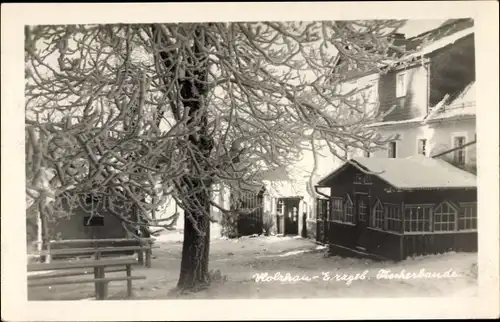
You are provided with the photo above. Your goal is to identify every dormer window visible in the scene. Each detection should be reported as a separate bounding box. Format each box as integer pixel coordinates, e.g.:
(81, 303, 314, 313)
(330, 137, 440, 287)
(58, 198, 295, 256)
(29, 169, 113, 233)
(396, 71, 407, 98)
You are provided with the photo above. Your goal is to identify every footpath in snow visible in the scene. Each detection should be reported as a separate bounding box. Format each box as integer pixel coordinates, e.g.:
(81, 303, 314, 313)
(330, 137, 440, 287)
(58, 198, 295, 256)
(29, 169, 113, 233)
(27, 233, 478, 300)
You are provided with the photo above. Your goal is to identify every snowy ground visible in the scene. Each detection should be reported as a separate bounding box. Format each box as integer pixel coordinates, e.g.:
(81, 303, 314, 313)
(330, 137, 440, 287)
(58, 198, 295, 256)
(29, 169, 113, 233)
(28, 231, 478, 300)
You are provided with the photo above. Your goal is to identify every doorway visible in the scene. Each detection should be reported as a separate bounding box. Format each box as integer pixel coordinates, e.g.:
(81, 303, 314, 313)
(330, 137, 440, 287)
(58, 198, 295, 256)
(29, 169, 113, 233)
(355, 193, 369, 250)
(277, 197, 300, 235)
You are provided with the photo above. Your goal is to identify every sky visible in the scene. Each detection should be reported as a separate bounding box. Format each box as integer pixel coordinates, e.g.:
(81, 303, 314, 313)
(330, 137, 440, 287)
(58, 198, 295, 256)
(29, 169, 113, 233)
(399, 19, 448, 38)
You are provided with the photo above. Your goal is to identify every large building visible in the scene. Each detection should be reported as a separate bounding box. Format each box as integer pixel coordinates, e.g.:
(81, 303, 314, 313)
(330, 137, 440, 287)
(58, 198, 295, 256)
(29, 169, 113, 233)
(361, 19, 476, 169)
(313, 19, 477, 260)
(260, 19, 477, 241)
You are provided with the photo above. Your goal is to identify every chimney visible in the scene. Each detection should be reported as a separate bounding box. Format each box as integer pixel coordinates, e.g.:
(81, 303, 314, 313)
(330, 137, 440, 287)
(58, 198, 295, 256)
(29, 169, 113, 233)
(389, 33, 406, 50)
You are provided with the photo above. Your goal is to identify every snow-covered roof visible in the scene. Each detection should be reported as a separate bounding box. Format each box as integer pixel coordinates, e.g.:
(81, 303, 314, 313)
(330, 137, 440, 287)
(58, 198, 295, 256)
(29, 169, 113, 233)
(425, 82, 476, 122)
(403, 27, 474, 61)
(335, 20, 474, 81)
(450, 81, 476, 106)
(367, 116, 425, 128)
(317, 155, 476, 190)
(264, 180, 309, 198)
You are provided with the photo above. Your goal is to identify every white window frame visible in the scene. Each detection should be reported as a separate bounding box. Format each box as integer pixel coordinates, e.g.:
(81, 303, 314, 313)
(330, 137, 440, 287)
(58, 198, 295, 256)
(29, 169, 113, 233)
(371, 199, 385, 229)
(388, 141, 397, 158)
(451, 131, 468, 165)
(404, 204, 433, 233)
(358, 197, 368, 222)
(458, 202, 477, 231)
(277, 199, 284, 216)
(433, 201, 459, 232)
(385, 203, 402, 232)
(396, 71, 407, 98)
(330, 197, 344, 222)
(417, 137, 428, 156)
(344, 194, 355, 224)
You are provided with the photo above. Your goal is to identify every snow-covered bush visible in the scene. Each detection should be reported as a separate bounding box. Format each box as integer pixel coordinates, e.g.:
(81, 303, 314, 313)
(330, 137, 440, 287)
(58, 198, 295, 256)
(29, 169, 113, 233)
(220, 212, 239, 238)
(262, 211, 275, 236)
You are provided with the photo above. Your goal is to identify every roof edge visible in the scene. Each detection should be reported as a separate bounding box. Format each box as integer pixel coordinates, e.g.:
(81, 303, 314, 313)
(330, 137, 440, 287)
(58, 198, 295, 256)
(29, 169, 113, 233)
(316, 159, 400, 190)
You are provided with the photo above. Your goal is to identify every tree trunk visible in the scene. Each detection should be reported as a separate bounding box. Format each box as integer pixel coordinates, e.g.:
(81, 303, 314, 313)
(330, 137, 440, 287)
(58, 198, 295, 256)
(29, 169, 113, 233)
(176, 176, 212, 290)
(151, 24, 213, 292)
(39, 206, 51, 263)
(177, 205, 211, 290)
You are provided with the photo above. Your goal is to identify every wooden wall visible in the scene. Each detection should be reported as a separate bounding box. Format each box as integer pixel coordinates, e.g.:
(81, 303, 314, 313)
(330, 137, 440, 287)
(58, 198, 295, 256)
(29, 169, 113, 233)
(321, 164, 478, 261)
(402, 232, 477, 259)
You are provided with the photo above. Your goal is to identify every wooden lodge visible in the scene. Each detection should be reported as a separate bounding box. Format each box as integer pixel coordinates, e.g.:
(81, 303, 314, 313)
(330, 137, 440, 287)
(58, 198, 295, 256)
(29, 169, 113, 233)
(315, 155, 477, 261)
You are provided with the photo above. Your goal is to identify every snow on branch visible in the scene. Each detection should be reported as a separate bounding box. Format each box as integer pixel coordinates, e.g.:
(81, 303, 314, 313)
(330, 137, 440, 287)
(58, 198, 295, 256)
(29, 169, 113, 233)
(25, 20, 407, 232)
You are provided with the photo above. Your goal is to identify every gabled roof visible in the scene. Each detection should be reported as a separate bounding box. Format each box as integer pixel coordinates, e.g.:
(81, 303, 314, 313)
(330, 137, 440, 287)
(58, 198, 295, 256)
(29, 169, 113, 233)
(333, 19, 474, 80)
(316, 155, 476, 190)
(402, 26, 474, 62)
(424, 81, 476, 123)
(404, 19, 474, 52)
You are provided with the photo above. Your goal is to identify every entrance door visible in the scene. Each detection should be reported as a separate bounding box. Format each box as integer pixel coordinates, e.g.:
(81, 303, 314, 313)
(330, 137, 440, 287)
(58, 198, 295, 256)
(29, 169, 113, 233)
(355, 194, 369, 249)
(315, 198, 329, 244)
(284, 198, 300, 235)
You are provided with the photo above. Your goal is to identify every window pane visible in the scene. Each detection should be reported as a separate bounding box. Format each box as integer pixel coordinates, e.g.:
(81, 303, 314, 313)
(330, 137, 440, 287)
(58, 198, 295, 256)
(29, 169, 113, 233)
(434, 202, 457, 232)
(418, 139, 427, 156)
(388, 142, 397, 158)
(396, 73, 406, 97)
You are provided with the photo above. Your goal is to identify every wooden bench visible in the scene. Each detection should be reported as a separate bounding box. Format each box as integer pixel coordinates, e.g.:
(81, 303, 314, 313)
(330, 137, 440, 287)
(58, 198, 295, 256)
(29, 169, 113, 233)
(32, 238, 158, 268)
(30, 245, 159, 268)
(28, 257, 146, 300)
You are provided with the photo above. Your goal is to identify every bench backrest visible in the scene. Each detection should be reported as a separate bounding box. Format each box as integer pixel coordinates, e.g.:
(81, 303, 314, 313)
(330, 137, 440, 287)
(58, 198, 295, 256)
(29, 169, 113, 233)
(29, 245, 152, 257)
(32, 238, 154, 246)
(27, 257, 138, 272)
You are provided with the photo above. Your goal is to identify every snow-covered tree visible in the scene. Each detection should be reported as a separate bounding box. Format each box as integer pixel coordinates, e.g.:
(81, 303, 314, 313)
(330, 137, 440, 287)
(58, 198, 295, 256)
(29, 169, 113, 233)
(25, 20, 406, 291)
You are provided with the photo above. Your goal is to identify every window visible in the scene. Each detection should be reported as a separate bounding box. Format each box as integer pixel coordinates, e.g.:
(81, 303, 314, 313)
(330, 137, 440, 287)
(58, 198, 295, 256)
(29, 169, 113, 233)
(354, 173, 364, 184)
(371, 200, 384, 229)
(458, 202, 477, 230)
(396, 71, 407, 98)
(331, 198, 343, 221)
(434, 201, 457, 232)
(358, 198, 368, 222)
(453, 136, 466, 164)
(404, 205, 432, 232)
(84, 216, 104, 227)
(344, 195, 354, 224)
(354, 173, 372, 184)
(316, 198, 329, 220)
(277, 199, 284, 215)
(388, 141, 397, 158)
(418, 139, 427, 156)
(386, 204, 401, 232)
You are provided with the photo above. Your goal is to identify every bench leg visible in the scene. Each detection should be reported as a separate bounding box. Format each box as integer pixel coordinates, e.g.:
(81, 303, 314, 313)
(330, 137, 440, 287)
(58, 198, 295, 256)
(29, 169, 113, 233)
(137, 251, 144, 265)
(95, 267, 106, 300)
(94, 267, 100, 299)
(101, 282, 108, 300)
(145, 249, 152, 268)
(126, 265, 132, 298)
